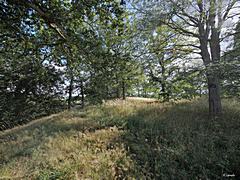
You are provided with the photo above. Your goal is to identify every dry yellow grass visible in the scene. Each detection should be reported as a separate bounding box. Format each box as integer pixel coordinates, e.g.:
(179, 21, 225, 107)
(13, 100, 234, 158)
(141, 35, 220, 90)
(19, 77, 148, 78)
(0, 97, 240, 179)
(0, 109, 138, 179)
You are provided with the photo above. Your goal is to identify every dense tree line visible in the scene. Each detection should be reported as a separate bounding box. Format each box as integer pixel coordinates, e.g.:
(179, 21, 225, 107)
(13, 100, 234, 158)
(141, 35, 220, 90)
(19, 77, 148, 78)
(0, 0, 136, 130)
(1, 0, 240, 130)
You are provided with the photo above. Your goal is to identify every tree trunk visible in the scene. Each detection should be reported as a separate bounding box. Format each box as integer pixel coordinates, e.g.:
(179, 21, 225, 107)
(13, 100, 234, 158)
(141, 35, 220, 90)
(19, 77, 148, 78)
(159, 57, 169, 102)
(116, 87, 120, 98)
(80, 80, 84, 109)
(122, 80, 126, 100)
(198, 18, 222, 116)
(106, 86, 109, 99)
(207, 75, 222, 116)
(116, 76, 120, 98)
(144, 89, 147, 98)
(208, 23, 222, 116)
(161, 81, 169, 102)
(68, 75, 73, 109)
(137, 82, 140, 97)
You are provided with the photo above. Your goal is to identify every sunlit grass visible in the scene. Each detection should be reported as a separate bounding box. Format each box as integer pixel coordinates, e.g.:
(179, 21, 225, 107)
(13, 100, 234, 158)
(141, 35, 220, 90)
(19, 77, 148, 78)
(0, 97, 240, 179)
(0, 110, 138, 179)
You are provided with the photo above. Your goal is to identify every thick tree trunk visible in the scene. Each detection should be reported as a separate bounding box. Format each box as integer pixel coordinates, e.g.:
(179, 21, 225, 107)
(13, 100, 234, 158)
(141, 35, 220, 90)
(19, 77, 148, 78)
(161, 83, 165, 99)
(161, 82, 169, 102)
(80, 80, 84, 109)
(209, 2, 223, 116)
(68, 75, 73, 109)
(208, 26, 222, 116)
(207, 75, 222, 116)
(198, 17, 222, 116)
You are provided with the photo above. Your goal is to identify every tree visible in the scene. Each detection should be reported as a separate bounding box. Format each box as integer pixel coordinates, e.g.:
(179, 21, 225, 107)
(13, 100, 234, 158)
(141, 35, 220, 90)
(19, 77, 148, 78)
(130, 0, 240, 116)
(222, 20, 240, 97)
(146, 25, 189, 101)
(0, 0, 130, 128)
(0, 46, 65, 130)
(166, 0, 240, 115)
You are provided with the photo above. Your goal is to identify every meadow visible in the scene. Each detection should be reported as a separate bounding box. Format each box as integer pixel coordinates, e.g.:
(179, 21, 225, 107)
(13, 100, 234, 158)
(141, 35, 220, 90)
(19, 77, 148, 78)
(0, 97, 240, 179)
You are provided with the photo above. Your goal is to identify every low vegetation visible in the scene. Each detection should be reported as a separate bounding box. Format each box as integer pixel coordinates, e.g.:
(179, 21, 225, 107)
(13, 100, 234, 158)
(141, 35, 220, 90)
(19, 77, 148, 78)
(1, 1, 240, 179)
(0, 98, 239, 179)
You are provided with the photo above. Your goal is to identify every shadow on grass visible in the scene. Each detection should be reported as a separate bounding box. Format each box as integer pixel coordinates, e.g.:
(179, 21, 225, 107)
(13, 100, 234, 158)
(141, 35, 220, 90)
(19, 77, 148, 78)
(0, 110, 101, 165)
(1, 99, 239, 179)
(118, 99, 240, 179)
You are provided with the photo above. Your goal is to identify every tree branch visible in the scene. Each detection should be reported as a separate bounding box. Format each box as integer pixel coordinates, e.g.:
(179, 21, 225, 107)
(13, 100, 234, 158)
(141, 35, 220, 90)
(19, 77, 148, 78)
(16, 0, 67, 40)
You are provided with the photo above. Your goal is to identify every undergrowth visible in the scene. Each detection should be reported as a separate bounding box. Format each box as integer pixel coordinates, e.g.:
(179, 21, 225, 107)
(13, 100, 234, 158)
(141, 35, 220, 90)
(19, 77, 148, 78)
(0, 97, 239, 179)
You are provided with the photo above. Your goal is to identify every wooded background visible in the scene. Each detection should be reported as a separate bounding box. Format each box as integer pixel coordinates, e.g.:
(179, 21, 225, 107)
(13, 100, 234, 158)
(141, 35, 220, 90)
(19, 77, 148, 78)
(1, 0, 240, 130)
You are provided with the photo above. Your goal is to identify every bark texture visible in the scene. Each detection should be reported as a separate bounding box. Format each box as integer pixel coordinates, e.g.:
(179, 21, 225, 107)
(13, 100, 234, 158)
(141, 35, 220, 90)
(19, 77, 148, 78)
(80, 80, 84, 109)
(68, 75, 73, 110)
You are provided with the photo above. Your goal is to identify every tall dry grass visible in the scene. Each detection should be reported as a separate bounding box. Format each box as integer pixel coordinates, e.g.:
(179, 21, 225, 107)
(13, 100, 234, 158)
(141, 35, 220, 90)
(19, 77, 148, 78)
(0, 97, 239, 179)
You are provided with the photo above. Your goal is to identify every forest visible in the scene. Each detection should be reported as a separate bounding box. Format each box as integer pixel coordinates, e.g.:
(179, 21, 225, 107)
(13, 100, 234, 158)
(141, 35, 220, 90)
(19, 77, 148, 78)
(0, 0, 240, 179)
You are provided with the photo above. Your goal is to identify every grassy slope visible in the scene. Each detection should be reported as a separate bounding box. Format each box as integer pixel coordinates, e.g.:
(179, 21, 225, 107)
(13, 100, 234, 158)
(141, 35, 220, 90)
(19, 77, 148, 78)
(0, 97, 240, 179)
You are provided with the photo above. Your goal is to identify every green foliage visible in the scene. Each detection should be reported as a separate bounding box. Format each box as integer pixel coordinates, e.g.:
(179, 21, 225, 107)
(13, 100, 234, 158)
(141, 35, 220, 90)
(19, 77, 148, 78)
(221, 21, 240, 97)
(0, 53, 65, 130)
(0, 0, 134, 128)
(139, 24, 205, 101)
(0, 0, 240, 178)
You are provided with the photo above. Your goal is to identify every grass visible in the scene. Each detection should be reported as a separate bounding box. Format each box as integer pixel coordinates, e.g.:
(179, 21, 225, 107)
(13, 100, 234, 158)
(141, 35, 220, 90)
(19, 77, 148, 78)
(0, 97, 240, 179)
